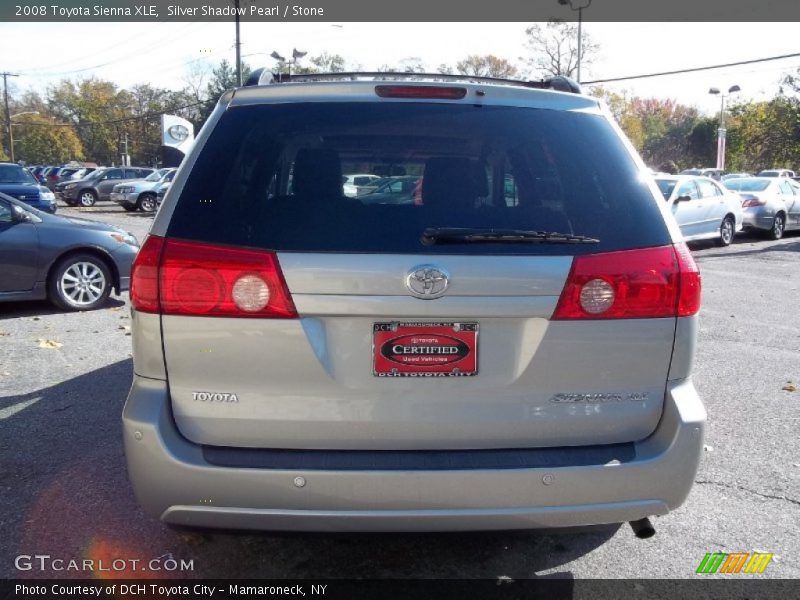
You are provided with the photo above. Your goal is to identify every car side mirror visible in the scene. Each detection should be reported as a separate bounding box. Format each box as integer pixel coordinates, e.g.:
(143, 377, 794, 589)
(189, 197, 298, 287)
(675, 195, 692, 203)
(11, 205, 33, 223)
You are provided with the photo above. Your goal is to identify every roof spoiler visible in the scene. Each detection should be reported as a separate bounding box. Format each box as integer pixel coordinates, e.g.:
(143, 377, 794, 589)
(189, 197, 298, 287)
(244, 69, 582, 94)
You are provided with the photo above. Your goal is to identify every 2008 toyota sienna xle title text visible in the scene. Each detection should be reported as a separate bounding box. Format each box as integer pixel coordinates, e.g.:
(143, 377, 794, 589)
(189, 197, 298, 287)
(123, 72, 705, 535)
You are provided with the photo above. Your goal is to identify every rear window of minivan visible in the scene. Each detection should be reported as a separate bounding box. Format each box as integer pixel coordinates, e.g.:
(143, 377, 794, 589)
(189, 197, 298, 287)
(167, 102, 671, 255)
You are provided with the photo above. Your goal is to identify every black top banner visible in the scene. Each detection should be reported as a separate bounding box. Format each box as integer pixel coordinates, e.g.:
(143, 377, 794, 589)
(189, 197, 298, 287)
(3, 0, 800, 22)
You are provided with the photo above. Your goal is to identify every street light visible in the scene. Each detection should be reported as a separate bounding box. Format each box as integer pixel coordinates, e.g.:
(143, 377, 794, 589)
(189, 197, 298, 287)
(270, 48, 307, 78)
(557, 0, 593, 83)
(708, 85, 741, 171)
(9, 111, 38, 163)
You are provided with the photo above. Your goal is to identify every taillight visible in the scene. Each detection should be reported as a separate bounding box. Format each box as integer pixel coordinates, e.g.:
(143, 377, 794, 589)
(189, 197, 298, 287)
(375, 85, 467, 99)
(673, 242, 701, 317)
(552, 244, 701, 320)
(130, 236, 297, 318)
(130, 235, 164, 313)
(740, 195, 766, 207)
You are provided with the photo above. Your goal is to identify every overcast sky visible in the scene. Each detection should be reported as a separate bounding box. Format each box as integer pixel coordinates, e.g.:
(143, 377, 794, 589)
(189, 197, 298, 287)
(1, 22, 798, 115)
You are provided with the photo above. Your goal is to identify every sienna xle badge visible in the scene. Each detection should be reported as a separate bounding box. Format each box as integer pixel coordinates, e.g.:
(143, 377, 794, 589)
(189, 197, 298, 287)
(123, 72, 705, 535)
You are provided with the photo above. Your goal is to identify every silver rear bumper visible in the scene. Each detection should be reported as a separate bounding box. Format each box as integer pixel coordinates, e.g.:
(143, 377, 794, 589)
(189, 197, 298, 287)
(122, 377, 705, 532)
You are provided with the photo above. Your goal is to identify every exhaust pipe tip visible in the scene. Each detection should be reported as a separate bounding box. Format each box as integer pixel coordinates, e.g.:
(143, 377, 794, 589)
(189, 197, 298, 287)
(629, 517, 656, 539)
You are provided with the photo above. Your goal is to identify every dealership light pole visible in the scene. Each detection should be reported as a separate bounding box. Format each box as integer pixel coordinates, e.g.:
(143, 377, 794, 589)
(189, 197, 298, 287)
(2, 72, 20, 161)
(9, 110, 38, 164)
(234, 0, 242, 86)
(557, 0, 592, 83)
(709, 85, 741, 171)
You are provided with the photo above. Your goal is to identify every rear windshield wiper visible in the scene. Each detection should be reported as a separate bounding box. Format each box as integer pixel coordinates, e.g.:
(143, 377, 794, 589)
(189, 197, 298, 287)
(421, 227, 600, 245)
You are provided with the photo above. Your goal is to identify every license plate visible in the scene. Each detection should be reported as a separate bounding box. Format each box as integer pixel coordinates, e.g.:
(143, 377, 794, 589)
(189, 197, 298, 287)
(373, 322, 478, 377)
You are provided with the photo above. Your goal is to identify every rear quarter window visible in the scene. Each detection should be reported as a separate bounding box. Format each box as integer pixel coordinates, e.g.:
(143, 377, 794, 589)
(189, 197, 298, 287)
(167, 102, 672, 255)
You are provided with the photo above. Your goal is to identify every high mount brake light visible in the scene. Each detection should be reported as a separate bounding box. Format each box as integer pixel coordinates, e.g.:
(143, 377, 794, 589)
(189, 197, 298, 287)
(130, 236, 297, 318)
(552, 244, 700, 320)
(374, 85, 467, 99)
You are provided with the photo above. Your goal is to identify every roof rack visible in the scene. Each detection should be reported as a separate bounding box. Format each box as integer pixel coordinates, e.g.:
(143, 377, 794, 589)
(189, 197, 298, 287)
(243, 69, 582, 94)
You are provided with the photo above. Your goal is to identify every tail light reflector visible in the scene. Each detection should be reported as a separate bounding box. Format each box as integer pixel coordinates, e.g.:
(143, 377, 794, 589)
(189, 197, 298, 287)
(552, 244, 700, 320)
(130, 236, 297, 318)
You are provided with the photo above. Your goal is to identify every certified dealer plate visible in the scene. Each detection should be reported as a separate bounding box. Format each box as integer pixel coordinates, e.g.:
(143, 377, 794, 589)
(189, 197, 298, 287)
(373, 322, 478, 377)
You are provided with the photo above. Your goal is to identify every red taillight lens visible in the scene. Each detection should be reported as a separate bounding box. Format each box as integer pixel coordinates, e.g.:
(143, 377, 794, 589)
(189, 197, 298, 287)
(375, 85, 467, 99)
(741, 195, 766, 207)
(130, 236, 297, 318)
(552, 244, 701, 320)
(130, 235, 164, 313)
(673, 242, 701, 317)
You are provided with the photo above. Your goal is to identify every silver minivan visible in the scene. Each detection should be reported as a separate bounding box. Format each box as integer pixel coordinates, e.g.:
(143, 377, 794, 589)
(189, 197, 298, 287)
(123, 74, 705, 535)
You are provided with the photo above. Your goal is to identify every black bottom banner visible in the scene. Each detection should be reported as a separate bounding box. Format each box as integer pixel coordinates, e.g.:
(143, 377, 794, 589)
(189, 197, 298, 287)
(3, 579, 800, 600)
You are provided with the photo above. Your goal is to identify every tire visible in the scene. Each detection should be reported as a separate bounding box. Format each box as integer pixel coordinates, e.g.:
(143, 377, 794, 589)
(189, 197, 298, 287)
(137, 193, 156, 212)
(78, 189, 97, 207)
(716, 215, 735, 247)
(122, 204, 138, 212)
(48, 253, 112, 311)
(769, 213, 785, 240)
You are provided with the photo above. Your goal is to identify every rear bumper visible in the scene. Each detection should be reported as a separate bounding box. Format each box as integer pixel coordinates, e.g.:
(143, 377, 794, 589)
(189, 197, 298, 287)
(742, 207, 775, 230)
(122, 378, 705, 532)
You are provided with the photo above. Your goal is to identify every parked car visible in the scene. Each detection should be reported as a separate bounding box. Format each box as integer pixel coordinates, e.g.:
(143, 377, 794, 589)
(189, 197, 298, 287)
(654, 175, 743, 246)
(67, 167, 97, 181)
(46, 166, 86, 190)
(757, 169, 795, 178)
(110, 168, 176, 212)
(124, 73, 704, 535)
(155, 181, 171, 209)
(0, 193, 138, 310)
(720, 172, 752, 181)
(30, 166, 48, 183)
(723, 177, 800, 239)
(0, 162, 57, 213)
(61, 166, 155, 207)
(680, 168, 723, 180)
(342, 173, 381, 197)
(53, 168, 100, 200)
(358, 176, 420, 205)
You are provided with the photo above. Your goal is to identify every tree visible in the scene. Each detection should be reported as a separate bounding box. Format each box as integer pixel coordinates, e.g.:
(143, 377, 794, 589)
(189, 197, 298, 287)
(686, 117, 719, 168)
(659, 160, 679, 174)
(117, 83, 196, 166)
(521, 20, 599, 79)
(727, 96, 800, 172)
(589, 87, 645, 151)
(12, 114, 84, 164)
(48, 78, 132, 165)
(197, 59, 251, 126)
(379, 57, 427, 73)
(628, 98, 700, 168)
(309, 52, 347, 73)
(455, 55, 519, 78)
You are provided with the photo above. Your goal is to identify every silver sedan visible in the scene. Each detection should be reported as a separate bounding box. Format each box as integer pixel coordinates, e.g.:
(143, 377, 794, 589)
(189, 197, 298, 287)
(723, 177, 800, 240)
(655, 175, 744, 246)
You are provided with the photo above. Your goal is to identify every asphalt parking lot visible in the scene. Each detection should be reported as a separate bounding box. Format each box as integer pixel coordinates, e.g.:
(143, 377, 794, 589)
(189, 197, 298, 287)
(1, 204, 798, 580)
